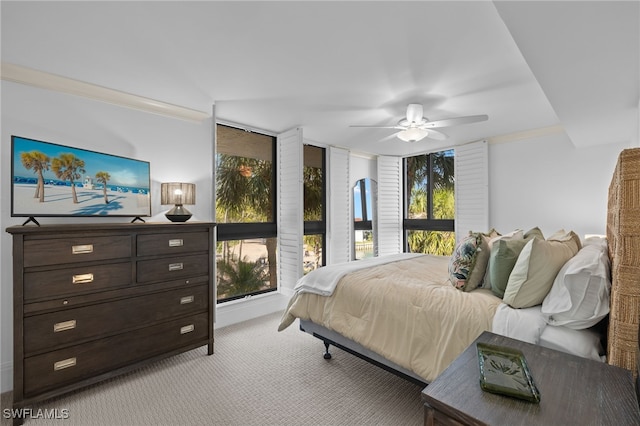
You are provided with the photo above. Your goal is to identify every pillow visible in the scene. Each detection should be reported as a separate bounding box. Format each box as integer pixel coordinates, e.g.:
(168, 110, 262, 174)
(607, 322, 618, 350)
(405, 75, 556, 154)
(523, 227, 544, 240)
(583, 235, 607, 249)
(541, 242, 611, 329)
(538, 325, 605, 362)
(503, 230, 581, 308)
(448, 233, 480, 290)
(465, 229, 500, 291)
(485, 231, 525, 294)
(448, 229, 498, 291)
(492, 303, 547, 344)
(487, 228, 544, 295)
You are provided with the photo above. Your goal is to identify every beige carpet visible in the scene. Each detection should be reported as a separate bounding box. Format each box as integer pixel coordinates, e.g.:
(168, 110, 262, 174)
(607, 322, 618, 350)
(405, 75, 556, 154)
(1, 312, 424, 425)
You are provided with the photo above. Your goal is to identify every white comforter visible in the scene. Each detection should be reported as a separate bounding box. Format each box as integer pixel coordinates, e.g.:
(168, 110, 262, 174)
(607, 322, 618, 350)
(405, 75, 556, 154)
(293, 253, 422, 296)
(279, 254, 502, 382)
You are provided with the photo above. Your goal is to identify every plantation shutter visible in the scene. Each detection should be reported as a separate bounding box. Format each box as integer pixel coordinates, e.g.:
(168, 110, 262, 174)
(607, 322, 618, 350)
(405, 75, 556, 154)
(454, 140, 489, 241)
(277, 127, 303, 292)
(328, 146, 351, 264)
(377, 155, 403, 255)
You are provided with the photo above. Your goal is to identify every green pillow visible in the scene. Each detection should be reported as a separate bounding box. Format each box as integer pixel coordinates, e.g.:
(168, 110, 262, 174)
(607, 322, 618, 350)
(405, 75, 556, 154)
(488, 227, 545, 297)
(489, 236, 527, 298)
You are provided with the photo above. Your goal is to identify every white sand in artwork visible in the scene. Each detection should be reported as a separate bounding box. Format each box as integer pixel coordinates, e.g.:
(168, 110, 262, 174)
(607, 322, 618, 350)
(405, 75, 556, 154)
(13, 184, 150, 216)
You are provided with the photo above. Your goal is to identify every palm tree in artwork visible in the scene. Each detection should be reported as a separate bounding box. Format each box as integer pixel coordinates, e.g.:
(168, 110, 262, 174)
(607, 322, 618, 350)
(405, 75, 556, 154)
(95, 171, 111, 204)
(51, 153, 86, 204)
(20, 150, 50, 202)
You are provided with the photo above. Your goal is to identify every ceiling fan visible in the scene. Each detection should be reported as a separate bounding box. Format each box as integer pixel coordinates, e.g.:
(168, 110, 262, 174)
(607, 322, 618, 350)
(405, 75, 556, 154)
(350, 104, 488, 142)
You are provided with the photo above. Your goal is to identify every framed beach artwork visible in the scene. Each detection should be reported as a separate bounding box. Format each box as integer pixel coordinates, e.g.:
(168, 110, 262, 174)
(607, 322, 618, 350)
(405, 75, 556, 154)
(11, 135, 151, 222)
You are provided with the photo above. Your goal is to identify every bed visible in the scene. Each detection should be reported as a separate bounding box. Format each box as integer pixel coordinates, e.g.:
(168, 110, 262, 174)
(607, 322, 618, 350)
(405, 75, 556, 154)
(278, 147, 640, 385)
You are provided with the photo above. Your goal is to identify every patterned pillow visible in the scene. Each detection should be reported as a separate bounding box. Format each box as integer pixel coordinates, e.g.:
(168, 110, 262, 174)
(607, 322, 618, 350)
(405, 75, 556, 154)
(449, 232, 491, 291)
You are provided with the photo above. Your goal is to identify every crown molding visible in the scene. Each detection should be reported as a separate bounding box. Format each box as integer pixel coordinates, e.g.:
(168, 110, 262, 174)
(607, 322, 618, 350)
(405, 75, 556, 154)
(1, 62, 210, 122)
(487, 125, 565, 145)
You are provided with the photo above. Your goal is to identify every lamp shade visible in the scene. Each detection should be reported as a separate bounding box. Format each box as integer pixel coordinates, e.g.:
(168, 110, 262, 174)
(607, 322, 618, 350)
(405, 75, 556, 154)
(161, 182, 196, 205)
(397, 128, 429, 142)
(161, 182, 196, 222)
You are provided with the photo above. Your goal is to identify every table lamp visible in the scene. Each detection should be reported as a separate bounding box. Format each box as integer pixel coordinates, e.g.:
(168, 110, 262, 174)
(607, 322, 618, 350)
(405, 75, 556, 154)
(161, 182, 195, 222)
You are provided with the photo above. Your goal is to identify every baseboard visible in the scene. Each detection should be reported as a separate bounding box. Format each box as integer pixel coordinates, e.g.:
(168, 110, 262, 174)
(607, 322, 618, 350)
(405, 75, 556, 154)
(214, 291, 289, 329)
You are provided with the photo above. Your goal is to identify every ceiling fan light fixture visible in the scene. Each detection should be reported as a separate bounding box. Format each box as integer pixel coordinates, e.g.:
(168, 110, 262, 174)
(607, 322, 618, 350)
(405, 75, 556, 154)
(397, 128, 429, 142)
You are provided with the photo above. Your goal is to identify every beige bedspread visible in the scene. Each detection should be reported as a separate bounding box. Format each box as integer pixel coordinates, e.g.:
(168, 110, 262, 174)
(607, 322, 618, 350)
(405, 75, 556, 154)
(278, 254, 502, 382)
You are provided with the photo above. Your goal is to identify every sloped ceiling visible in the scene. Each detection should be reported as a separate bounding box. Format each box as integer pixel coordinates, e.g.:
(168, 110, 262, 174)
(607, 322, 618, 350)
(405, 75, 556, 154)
(1, 1, 638, 156)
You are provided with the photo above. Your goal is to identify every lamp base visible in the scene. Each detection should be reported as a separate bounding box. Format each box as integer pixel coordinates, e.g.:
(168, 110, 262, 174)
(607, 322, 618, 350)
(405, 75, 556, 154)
(165, 205, 192, 222)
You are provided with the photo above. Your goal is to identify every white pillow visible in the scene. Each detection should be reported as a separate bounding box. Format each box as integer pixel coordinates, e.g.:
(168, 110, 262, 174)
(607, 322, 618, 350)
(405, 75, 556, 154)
(541, 242, 611, 329)
(503, 230, 581, 308)
(539, 325, 605, 362)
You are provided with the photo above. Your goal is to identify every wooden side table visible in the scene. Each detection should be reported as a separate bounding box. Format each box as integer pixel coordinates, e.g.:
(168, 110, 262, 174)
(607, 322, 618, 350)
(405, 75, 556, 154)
(422, 331, 640, 425)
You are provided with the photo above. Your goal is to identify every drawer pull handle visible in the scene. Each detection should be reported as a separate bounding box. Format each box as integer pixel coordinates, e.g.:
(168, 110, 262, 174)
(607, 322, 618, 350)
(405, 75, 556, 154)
(180, 324, 194, 334)
(169, 239, 184, 247)
(72, 244, 94, 255)
(180, 295, 194, 304)
(72, 273, 94, 284)
(54, 320, 76, 332)
(168, 262, 184, 271)
(54, 357, 76, 371)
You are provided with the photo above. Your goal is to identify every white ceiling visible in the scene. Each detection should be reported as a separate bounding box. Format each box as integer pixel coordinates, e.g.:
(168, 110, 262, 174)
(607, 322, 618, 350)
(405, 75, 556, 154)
(1, 1, 638, 157)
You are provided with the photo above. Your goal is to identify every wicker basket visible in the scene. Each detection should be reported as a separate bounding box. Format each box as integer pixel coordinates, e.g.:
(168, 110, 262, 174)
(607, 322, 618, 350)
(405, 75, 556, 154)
(607, 148, 640, 373)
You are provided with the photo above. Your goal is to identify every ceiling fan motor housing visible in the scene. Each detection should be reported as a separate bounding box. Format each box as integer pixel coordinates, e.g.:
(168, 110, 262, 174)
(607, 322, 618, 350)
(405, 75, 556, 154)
(406, 103, 424, 123)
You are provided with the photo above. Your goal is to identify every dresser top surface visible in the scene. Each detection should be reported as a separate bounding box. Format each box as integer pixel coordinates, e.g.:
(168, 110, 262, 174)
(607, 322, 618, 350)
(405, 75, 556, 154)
(6, 222, 215, 235)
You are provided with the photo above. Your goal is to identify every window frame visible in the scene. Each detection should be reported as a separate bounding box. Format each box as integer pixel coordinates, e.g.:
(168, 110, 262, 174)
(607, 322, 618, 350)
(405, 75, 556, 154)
(303, 144, 327, 268)
(215, 124, 278, 303)
(403, 151, 455, 251)
(353, 178, 373, 232)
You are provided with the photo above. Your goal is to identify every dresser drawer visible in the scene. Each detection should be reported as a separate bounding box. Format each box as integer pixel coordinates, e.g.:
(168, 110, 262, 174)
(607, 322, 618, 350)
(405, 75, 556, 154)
(137, 231, 209, 257)
(23, 312, 209, 396)
(24, 262, 132, 301)
(24, 235, 131, 267)
(137, 253, 209, 283)
(24, 285, 209, 354)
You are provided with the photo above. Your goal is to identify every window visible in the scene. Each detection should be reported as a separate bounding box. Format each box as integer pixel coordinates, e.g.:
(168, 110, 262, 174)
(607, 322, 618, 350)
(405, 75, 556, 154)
(353, 178, 376, 260)
(404, 150, 455, 256)
(216, 124, 277, 302)
(303, 144, 326, 273)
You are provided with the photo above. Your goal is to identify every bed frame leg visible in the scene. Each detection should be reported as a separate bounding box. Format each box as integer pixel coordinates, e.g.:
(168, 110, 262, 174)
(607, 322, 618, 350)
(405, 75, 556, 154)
(323, 341, 332, 360)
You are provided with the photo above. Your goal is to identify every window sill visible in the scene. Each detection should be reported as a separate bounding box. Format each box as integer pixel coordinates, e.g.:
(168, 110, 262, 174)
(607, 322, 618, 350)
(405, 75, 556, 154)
(214, 290, 289, 329)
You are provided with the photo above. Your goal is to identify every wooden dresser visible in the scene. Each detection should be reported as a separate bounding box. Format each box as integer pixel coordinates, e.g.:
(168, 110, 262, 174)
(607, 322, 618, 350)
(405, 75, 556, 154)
(6, 222, 215, 425)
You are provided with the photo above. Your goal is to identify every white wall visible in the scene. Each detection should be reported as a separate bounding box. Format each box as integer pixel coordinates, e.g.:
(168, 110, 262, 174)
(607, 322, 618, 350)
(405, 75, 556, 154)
(0, 81, 213, 392)
(488, 131, 630, 239)
(350, 153, 377, 187)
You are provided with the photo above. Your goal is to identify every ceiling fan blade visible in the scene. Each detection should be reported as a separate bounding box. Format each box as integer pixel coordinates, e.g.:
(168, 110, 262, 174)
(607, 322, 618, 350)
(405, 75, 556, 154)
(349, 125, 404, 129)
(423, 114, 488, 128)
(425, 129, 448, 141)
(379, 131, 401, 142)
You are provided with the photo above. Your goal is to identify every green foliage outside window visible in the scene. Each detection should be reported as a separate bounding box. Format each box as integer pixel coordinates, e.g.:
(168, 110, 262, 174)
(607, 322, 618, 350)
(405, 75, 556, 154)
(406, 150, 456, 256)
